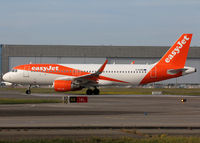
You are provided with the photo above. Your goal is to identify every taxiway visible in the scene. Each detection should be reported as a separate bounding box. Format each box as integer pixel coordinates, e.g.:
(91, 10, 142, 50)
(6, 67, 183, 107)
(0, 89, 200, 138)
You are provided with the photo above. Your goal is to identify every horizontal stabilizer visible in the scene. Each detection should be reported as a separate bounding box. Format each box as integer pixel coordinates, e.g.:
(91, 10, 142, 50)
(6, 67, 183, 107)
(167, 68, 187, 75)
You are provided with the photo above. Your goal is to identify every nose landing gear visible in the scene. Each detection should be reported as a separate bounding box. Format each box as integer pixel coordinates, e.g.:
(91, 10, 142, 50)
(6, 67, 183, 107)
(26, 85, 31, 94)
(86, 87, 100, 95)
(26, 90, 31, 94)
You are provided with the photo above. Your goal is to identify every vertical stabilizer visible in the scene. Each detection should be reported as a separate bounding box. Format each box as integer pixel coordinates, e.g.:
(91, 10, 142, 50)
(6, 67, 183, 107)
(157, 34, 192, 68)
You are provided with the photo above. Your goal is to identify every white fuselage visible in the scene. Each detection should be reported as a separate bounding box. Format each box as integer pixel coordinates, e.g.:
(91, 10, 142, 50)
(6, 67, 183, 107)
(4, 63, 155, 86)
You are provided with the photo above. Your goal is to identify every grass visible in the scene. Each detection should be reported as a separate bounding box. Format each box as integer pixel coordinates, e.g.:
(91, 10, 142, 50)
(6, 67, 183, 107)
(0, 98, 61, 104)
(1, 87, 200, 96)
(0, 87, 199, 104)
(0, 136, 200, 143)
(99, 88, 200, 96)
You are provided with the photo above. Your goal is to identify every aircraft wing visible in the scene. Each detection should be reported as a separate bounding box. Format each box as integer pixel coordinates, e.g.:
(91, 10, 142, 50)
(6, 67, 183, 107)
(55, 59, 108, 86)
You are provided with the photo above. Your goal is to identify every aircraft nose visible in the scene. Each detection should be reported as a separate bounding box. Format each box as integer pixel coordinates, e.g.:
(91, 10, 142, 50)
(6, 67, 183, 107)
(3, 73, 10, 81)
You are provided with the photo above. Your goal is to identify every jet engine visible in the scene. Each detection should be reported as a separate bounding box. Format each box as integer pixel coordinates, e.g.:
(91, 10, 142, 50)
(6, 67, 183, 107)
(53, 80, 82, 92)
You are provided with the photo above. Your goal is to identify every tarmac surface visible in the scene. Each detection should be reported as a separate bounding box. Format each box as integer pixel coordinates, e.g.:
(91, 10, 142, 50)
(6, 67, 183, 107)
(0, 89, 200, 139)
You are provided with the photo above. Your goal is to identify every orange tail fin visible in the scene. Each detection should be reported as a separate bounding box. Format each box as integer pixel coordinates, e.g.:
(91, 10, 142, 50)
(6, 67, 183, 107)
(140, 34, 193, 85)
(158, 34, 192, 68)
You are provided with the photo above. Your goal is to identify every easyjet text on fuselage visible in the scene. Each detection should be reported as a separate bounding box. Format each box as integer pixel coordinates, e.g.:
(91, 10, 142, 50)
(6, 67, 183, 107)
(31, 66, 59, 71)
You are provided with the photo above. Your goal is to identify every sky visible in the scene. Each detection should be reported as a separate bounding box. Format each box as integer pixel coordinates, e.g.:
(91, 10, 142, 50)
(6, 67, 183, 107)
(0, 0, 200, 46)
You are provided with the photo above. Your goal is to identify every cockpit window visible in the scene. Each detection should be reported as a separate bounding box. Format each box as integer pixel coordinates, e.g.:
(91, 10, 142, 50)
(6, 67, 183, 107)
(11, 69, 17, 72)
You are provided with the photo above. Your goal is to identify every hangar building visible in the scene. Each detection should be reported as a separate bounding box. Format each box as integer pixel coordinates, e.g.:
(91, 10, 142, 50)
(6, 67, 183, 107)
(0, 45, 199, 84)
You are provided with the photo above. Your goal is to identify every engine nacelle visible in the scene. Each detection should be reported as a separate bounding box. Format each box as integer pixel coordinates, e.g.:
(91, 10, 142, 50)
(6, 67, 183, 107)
(54, 80, 82, 92)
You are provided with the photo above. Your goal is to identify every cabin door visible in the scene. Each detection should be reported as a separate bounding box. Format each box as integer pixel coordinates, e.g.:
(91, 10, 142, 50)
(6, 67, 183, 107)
(23, 66, 30, 77)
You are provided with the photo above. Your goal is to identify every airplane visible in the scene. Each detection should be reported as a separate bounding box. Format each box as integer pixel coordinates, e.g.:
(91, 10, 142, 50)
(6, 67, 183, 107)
(2, 34, 196, 95)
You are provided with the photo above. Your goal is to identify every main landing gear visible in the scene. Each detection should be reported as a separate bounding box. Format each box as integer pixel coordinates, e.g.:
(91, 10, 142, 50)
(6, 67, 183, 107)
(26, 85, 31, 94)
(86, 87, 100, 95)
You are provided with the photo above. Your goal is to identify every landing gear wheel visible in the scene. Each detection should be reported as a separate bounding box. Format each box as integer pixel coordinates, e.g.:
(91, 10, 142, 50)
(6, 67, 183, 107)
(93, 88, 100, 95)
(86, 89, 93, 95)
(26, 90, 31, 95)
(26, 85, 32, 95)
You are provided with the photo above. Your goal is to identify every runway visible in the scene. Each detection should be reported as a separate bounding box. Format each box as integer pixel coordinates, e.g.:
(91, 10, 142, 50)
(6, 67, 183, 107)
(0, 89, 200, 138)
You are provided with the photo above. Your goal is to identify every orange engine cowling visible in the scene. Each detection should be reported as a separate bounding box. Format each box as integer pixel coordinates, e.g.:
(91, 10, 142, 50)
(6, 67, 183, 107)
(54, 80, 81, 92)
